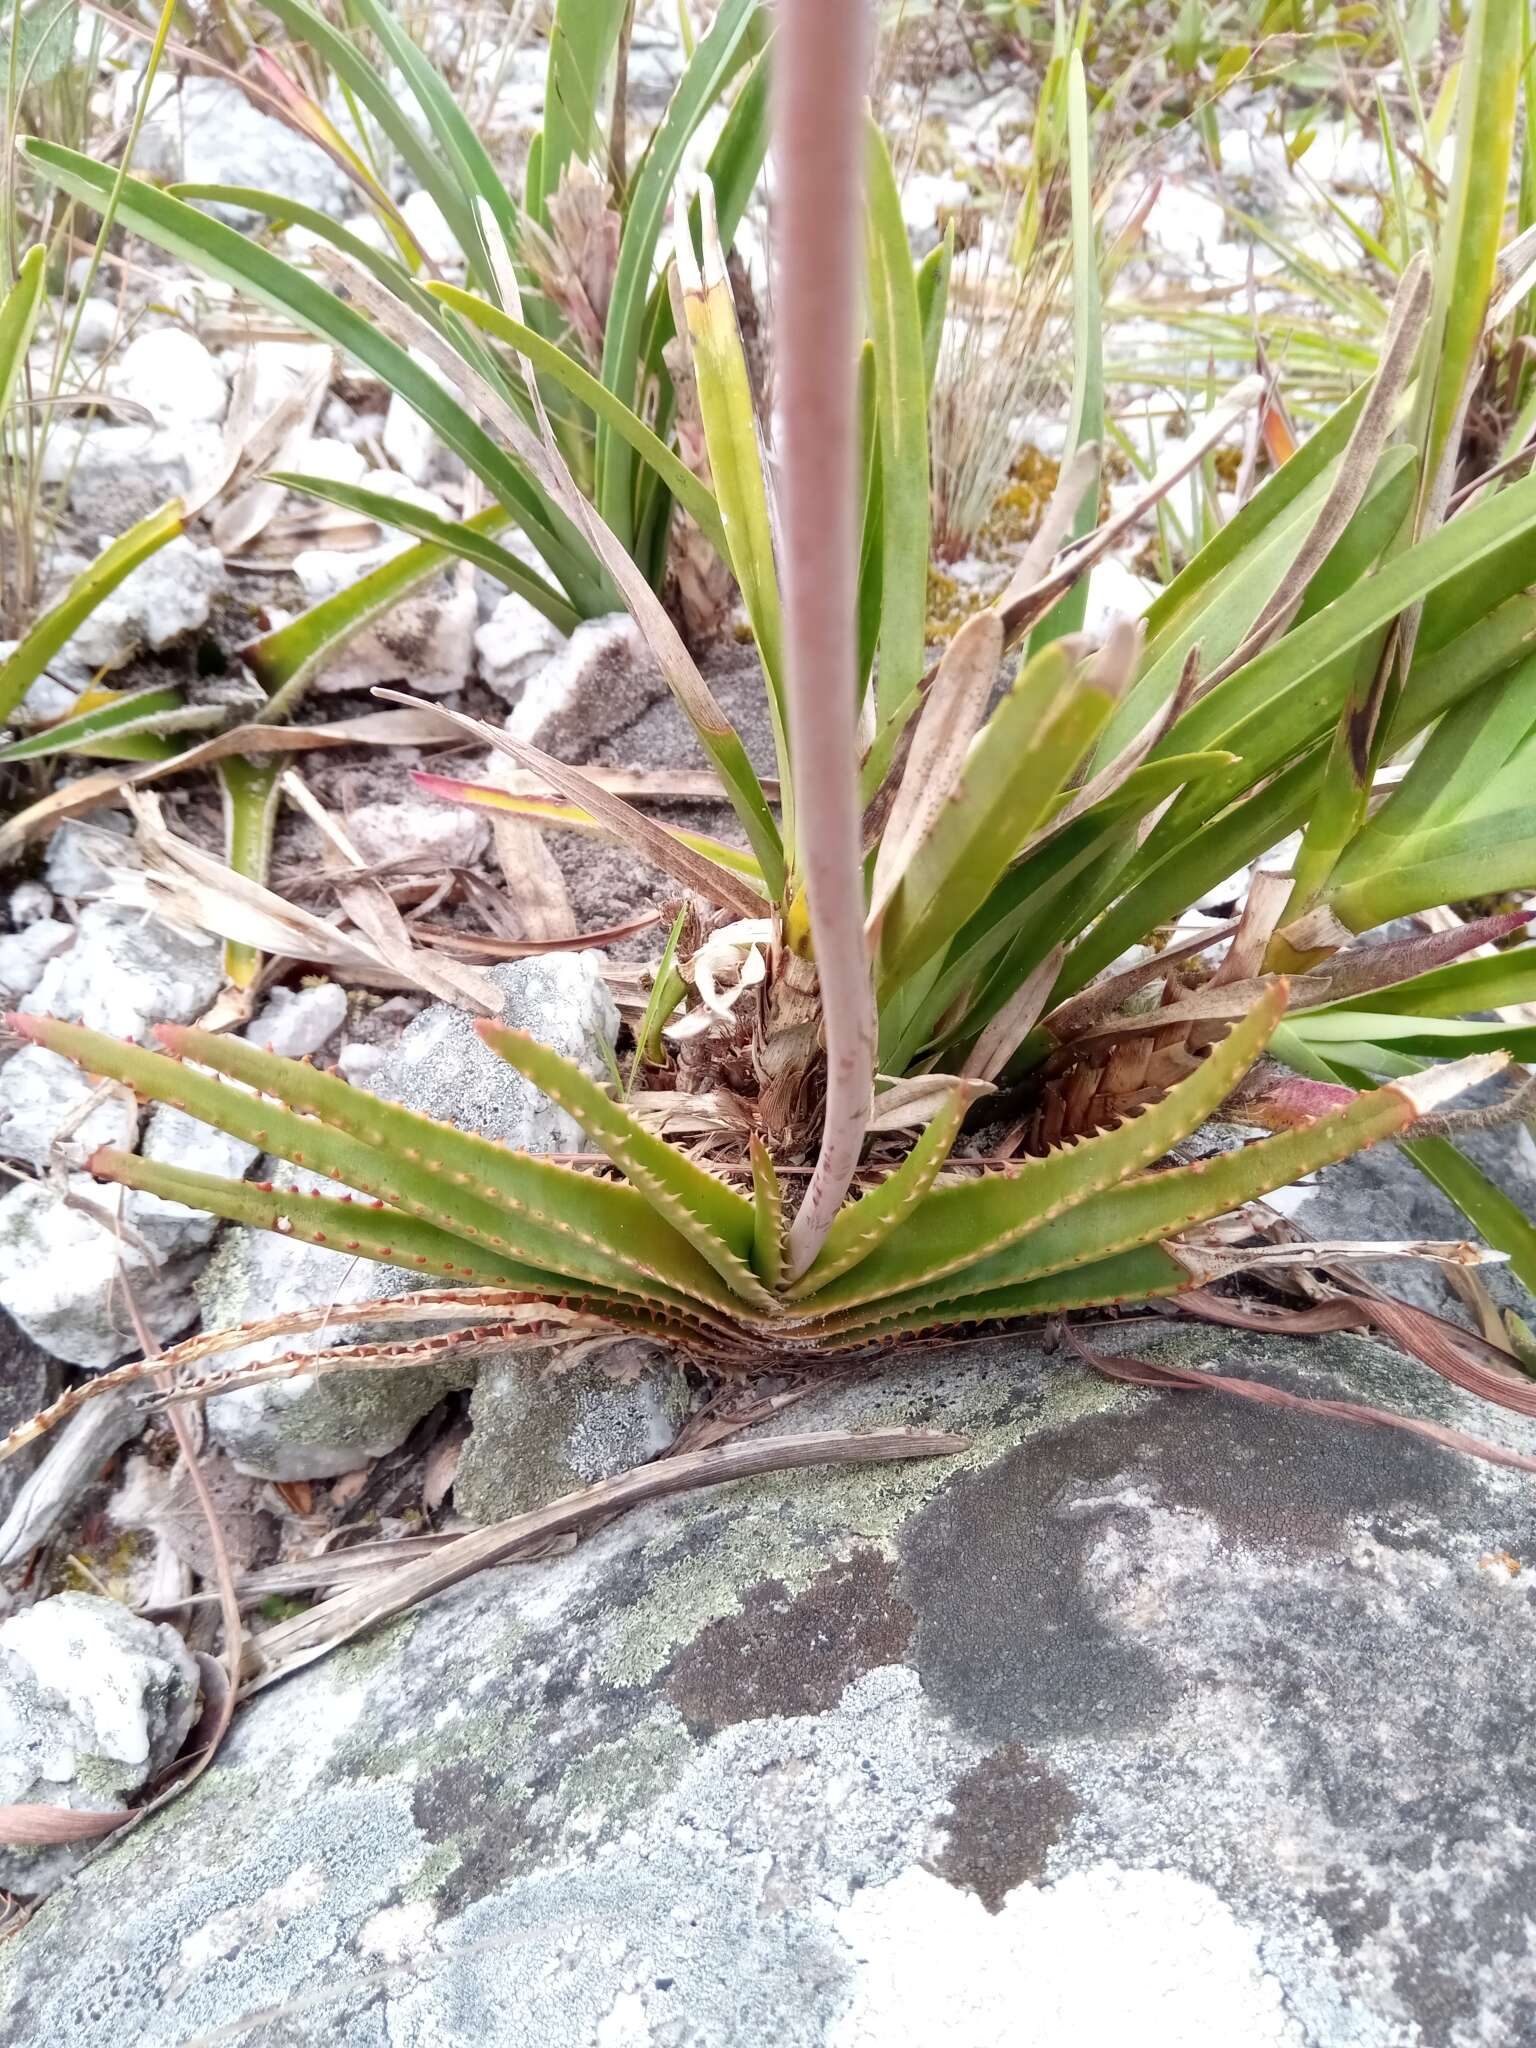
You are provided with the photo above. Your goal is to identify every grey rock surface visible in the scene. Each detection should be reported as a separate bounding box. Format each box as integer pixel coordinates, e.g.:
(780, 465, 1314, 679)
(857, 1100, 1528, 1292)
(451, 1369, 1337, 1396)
(51, 534, 226, 681)
(1273, 1114, 1536, 1327)
(37, 420, 226, 531)
(0, 1173, 206, 1366)
(0, 1045, 138, 1173)
(195, 1175, 475, 1483)
(369, 952, 619, 1152)
(200, 956, 620, 1479)
(245, 980, 349, 1059)
(311, 573, 476, 696)
(508, 614, 669, 759)
(21, 900, 224, 1042)
(0, 1321, 57, 1545)
(43, 817, 132, 900)
(0, 1591, 198, 1897)
(455, 1343, 691, 1524)
(4, 1326, 1535, 2042)
(0, 918, 73, 999)
(475, 590, 567, 705)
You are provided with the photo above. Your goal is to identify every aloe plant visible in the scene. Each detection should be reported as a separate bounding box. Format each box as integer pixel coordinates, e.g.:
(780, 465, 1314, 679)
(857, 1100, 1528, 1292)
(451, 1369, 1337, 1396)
(2, 988, 1501, 1384)
(10, 0, 1536, 1431)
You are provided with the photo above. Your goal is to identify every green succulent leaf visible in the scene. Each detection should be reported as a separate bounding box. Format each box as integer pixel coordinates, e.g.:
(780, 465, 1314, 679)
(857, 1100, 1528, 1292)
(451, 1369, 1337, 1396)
(477, 1022, 773, 1307)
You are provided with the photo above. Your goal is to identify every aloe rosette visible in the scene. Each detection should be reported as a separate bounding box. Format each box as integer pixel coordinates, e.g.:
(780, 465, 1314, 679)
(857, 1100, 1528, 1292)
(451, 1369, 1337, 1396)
(0, 984, 1500, 1462)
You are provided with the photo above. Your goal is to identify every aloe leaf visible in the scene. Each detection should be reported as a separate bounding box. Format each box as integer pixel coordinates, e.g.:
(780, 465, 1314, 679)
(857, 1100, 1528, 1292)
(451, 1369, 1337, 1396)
(10, 1015, 740, 1320)
(477, 1023, 774, 1307)
(0, 244, 46, 424)
(266, 473, 579, 628)
(155, 1020, 758, 1317)
(1274, 1031, 1536, 1304)
(1065, 587, 1536, 999)
(1139, 466, 1536, 845)
(824, 1245, 1194, 1345)
(92, 1148, 544, 1288)
(800, 984, 1288, 1317)
(243, 507, 525, 722)
(0, 684, 222, 763)
(425, 285, 728, 555)
(877, 644, 1116, 992)
(1291, 1012, 1536, 1061)
(806, 1061, 1468, 1340)
(1306, 941, 1536, 1021)
(595, 0, 764, 548)
(864, 116, 931, 721)
(749, 1135, 783, 1291)
(0, 500, 184, 727)
(18, 144, 600, 607)
(787, 1086, 971, 1299)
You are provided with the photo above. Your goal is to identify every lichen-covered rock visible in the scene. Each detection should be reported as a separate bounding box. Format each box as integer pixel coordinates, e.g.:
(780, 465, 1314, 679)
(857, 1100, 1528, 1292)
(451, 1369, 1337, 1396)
(0, 1592, 199, 1898)
(455, 1343, 691, 1523)
(195, 1183, 475, 1482)
(5, 1326, 1536, 2042)
(199, 956, 619, 1479)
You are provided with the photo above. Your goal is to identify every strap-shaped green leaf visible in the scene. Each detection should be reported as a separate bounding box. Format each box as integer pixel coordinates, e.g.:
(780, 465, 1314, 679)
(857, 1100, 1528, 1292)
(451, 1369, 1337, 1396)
(19, 143, 604, 613)
(343, 0, 519, 266)
(877, 644, 1116, 990)
(257, 0, 483, 268)
(864, 117, 930, 721)
(477, 1022, 774, 1308)
(532, 0, 628, 225)
(266, 473, 579, 630)
(0, 245, 46, 425)
(749, 1135, 783, 1291)
(242, 508, 541, 722)
(794, 983, 1288, 1317)
(816, 1244, 1193, 1348)
(595, 0, 764, 546)
(786, 1087, 970, 1299)
(425, 285, 728, 555)
(0, 685, 219, 764)
(0, 501, 184, 727)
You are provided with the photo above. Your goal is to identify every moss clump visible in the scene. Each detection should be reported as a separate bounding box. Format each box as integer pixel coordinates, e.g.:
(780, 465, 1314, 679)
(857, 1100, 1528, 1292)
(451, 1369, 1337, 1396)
(925, 565, 970, 641)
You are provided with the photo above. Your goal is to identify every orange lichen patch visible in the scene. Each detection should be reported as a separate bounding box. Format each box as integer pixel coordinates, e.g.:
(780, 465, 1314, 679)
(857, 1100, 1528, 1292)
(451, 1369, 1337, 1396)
(1479, 1550, 1523, 1577)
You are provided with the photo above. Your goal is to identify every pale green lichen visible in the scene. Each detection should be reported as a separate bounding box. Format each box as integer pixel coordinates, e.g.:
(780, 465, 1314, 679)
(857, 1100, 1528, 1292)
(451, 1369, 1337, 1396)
(402, 1840, 462, 1903)
(605, 1355, 1139, 1689)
